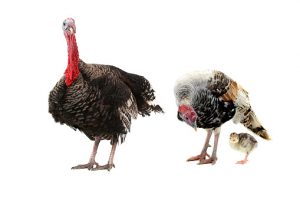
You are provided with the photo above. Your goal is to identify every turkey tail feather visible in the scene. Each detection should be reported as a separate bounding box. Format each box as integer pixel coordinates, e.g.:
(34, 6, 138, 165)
(230, 83, 271, 140)
(119, 71, 164, 116)
(240, 108, 271, 140)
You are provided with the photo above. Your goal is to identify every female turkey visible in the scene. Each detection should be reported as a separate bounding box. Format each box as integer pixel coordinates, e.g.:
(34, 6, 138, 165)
(49, 18, 163, 171)
(175, 70, 270, 165)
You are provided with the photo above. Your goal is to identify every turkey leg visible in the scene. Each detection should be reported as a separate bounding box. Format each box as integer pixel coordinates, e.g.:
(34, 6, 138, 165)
(92, 142, 117, 171)
(71, 136, 101, 170)
(187, 129, 212, 162)
(236, 153, 249, 164)
(199, 128, 220, 165)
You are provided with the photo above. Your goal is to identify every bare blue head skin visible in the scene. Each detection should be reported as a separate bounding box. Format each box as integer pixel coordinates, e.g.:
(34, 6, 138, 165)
(178, 105, 198, 131)
(62, 18, 76, 36)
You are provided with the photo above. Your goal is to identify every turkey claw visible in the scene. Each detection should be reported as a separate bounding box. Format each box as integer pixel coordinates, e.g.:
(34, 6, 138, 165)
(91, 163, 115, 171)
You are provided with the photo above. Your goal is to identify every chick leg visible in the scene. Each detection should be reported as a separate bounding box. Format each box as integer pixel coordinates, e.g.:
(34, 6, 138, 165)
(199, 127, 220, 165)
(71, 136, 101, 170)
(92, 142, 117, 171)
(236, 153, 249, 164)
(187, 129, 212, 162)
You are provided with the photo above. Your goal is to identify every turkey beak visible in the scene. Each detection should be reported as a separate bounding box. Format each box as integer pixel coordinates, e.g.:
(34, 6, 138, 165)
(69, 27, 74, 34)
(192, 123, 197, 132)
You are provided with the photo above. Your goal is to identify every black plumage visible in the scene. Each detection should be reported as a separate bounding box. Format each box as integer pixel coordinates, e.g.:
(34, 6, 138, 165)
(177, 91, 236, 128)
(49, 18, 163, 171)
(49, 60, 162, 143)
(190, 90, 236, 129)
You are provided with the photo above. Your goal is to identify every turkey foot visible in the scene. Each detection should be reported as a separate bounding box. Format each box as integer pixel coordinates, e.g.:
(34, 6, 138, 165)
(71, 161, 100, 170)
(91, 163, 115, 171)
(236, 159, 248, 164)
(198, 157, 217, 165)
(187, 153, 210, 162)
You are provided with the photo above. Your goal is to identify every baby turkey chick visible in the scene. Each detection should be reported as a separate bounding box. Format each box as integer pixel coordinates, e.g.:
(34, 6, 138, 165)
(229, 132, 257, 164)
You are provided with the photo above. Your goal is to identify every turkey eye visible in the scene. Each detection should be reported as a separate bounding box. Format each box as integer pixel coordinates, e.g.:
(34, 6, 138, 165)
(63, 22, 66, 27)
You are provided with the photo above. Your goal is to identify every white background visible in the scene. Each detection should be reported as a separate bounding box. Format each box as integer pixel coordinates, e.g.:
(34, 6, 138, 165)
(0, 0, 299, 199)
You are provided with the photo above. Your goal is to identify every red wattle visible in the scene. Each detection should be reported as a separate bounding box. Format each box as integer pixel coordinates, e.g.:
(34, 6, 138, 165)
(64, 35, 79, 87)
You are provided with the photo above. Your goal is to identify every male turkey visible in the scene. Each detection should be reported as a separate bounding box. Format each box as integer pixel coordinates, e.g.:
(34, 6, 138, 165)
(49, 18, 163, 171)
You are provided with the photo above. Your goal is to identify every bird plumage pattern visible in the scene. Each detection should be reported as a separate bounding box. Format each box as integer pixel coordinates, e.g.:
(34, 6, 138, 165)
(49, 60, 162, 143)
(49, 18, 163, 171)
(175, 70, 270, 164)
(229, 132, 258, 164)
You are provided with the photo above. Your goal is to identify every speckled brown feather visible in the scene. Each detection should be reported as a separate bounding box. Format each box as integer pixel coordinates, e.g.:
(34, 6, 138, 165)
(175, 70, 270, 140)
(207, 71, 231, 97)
(240, 109, 271, 140)
(207, 71, 242, 102)
(221, 80, 239, 102)
(208, 71, 270, 140)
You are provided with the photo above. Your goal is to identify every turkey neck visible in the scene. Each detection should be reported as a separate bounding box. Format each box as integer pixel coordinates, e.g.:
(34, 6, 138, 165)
(64, 34, 79, 87)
